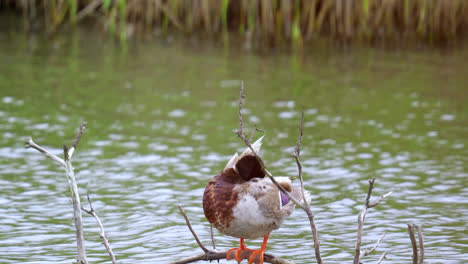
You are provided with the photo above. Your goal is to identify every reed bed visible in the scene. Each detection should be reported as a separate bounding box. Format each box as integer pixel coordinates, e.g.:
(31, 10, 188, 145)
(2, 0, 468, 45)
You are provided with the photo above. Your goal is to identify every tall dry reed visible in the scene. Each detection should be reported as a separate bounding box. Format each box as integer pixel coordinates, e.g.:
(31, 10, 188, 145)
(2, 0, 467, 45)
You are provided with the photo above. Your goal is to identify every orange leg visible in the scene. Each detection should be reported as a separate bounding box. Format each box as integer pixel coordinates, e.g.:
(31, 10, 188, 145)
(226, 238, 254, 263)
(248, 234, 269, 264)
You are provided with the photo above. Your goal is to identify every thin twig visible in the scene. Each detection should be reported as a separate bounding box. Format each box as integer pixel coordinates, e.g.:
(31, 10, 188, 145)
(72, 121, 87, 149)
(353, 178, 391, 264)
(24, 137, 66, 167)
(81, 193, 117, 264)
(408, 224, 418, 264)
(209, 224, 216, 250)
(249, 125, 264, 142)
(359, 232, 386, 260)
(237, 81, 245, 135)
(293, 106, 322, 264)
(232, 84, 322, 263)
(232, 85, 304, 211)
(178, 205, 209, 253)
(377, 252, 388, 264)
(415, 224, 424, 264)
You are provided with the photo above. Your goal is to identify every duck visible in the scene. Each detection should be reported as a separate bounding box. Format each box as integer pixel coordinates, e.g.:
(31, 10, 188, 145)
(203, 136, 309, 264)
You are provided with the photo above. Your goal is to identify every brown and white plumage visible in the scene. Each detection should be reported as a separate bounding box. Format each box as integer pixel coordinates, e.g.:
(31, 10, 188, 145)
(202, 136, 310, 263)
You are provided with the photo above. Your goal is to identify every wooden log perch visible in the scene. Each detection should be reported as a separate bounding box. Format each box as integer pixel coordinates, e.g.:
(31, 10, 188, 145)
(171, 205, 293, 264)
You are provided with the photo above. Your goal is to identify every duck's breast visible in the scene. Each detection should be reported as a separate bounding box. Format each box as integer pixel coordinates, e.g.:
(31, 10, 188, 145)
(226, 191, 283, 239)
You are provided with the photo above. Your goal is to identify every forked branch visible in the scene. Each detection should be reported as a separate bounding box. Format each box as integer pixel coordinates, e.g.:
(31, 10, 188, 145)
(232, 83, 322, 264)
(25, 121, 88, 264)
(353, 177, 392, 264)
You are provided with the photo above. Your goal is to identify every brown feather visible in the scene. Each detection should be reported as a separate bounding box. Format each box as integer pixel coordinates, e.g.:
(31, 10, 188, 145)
(203, 168, 240, 231)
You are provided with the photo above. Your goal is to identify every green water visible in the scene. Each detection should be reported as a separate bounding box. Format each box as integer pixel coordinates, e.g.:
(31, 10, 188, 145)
(0, 20, 467, 264)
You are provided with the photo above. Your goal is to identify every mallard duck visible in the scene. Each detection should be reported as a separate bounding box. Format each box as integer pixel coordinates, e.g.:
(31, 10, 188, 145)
(203, 136, 309, 264)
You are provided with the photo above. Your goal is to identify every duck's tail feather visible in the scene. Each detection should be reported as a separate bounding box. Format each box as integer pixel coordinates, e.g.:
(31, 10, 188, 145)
(290, 186, 311, 206)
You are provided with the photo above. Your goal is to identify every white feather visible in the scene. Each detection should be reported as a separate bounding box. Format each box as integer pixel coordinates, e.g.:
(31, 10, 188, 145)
(224, 153, 238, 170)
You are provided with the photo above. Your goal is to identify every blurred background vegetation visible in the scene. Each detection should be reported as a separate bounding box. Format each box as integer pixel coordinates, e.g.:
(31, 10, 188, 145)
(2, 0, 468, 48)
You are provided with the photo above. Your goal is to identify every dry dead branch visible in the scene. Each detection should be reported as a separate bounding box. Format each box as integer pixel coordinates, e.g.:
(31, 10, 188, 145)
(82, 193, 117, 264)
(353, 177, 392, 264)
(408, 224, 424, 264)
(172, 205, 292, 264)
(232, 82, 322, 264)
(25, 121, 88, 264)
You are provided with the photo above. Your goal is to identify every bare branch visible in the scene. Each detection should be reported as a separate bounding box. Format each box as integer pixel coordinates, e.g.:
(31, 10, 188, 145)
(249, 125, 264, 142)
(68, 121, 87, 159)
(24, 123, 88, 263)
(292, 106, 322, 264)
(72, 121, 87, 149)
(232, 85, 304, 211)
(415, 224, 424, 264)
(408, 224, 418, 264)
(173, 205, 292, 264)
(377, 252, 388, 264)
(354, 178, 391, 264)
(81, 193, 116, 264)
(170, 251, 292, 264)
(24, 137, 66, 167)
(359, 232, 386, 260)
(232, 85, 322, 263)
(237, 81, 245, 136)
(178, 205, 209, 253)
(209, 224, 216, 250)
(368, 191, 393, 208)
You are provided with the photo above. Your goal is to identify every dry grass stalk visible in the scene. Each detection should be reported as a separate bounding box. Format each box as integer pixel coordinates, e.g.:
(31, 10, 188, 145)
(2, 0, 466, 45)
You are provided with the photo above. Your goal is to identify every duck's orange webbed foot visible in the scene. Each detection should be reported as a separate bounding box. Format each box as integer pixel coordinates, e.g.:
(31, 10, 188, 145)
(226, 238, 254, 263)
(247, 248, 265, 264)
(248, 233, 270, 264)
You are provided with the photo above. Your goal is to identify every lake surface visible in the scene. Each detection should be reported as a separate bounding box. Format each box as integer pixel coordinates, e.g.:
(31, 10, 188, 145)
(0, 17, 467, 264)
